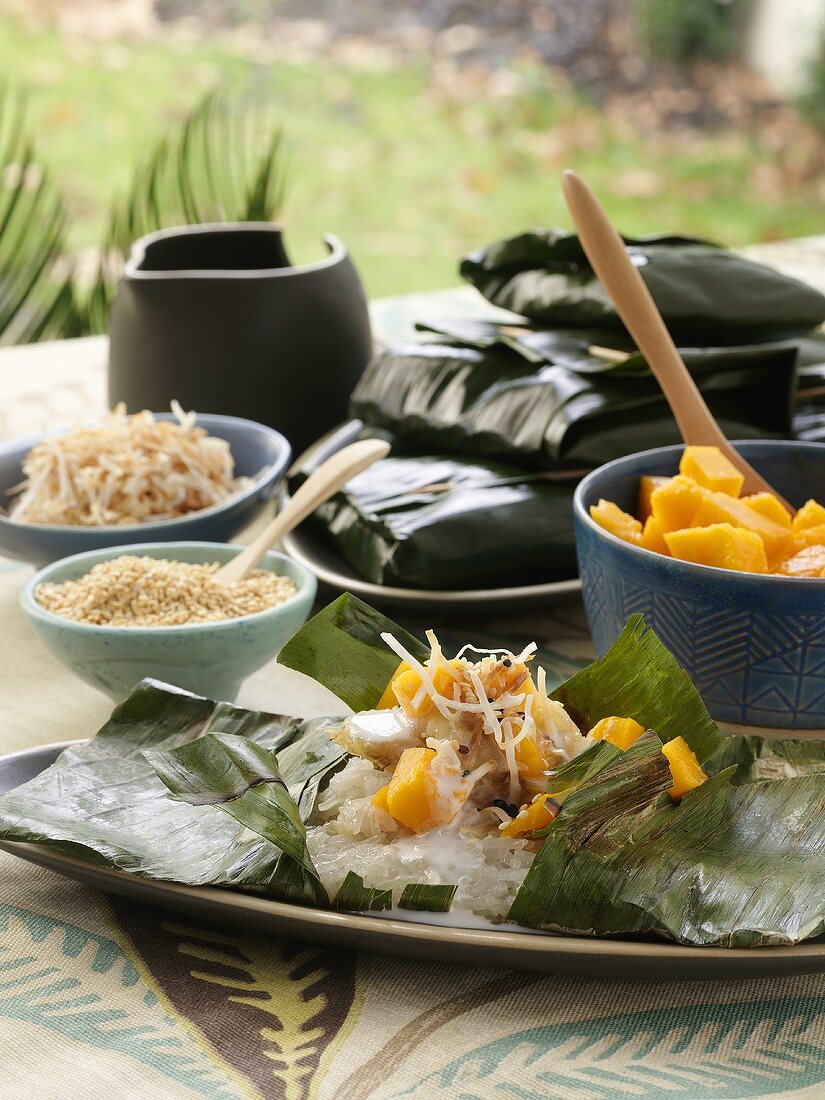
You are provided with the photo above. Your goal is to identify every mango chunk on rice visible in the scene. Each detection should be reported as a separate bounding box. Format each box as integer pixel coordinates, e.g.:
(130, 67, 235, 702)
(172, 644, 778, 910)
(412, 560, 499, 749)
(665, 523, 768, 574)
(638, 475, 669, 522)
(679, 445, 744, 496)
(793, 499, 825, 531)
(662, 736, 708, 801)
(376, 661, 408, 709)
(741, 492, 793, 528)
(642, 515, 670, 555)
(391, 661, 462, 718)
(385, 747, 441, 832)
(589, 499, 643, 545)
(690, 491, 790, 558)
(501, 793, 560, 838)
(372, 784, 390, 810)
(649, 475, 707, 532)
(514, 735, 547, 778)
(588, 715, 646, 750)
(776, 545, 825, 578)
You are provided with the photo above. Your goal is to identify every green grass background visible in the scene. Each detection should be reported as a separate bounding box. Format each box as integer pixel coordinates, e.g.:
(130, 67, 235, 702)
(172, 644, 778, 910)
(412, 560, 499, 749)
(3, 15, 824, 297)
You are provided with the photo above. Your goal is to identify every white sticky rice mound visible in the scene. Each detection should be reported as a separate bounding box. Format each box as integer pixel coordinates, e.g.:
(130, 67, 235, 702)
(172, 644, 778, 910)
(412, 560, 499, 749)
(306, 758, 536, 922)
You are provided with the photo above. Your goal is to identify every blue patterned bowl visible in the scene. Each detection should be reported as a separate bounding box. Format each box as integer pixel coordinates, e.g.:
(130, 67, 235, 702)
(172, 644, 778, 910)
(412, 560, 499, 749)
(0, 413, 291, 567)
(20, 541, 317, 702)
(574, 440, 825, 732)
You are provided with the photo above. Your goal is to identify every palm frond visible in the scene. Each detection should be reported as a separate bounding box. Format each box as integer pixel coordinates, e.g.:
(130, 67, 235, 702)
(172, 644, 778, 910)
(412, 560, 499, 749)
(81, 89, 287, 334)
(0, 85, 77, 345)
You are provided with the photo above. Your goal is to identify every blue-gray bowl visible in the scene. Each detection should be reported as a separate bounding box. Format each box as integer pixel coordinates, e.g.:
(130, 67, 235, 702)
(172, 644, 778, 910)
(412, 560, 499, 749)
(574, 440, 825, 732)
(20, 541, 317, 702)
(0, 413, 291, 567)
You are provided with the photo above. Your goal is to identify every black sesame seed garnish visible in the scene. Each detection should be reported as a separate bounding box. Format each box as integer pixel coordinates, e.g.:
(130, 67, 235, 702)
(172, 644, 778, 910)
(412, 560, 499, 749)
(461, 770, 470, 777)
(503, 659, 512, 667)
(492, 798, 519, 818)
(458, 745, 469, 754)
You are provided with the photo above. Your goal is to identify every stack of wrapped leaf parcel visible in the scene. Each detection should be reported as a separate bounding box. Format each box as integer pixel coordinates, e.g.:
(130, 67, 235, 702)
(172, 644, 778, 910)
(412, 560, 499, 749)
(299, 231, 825, 591)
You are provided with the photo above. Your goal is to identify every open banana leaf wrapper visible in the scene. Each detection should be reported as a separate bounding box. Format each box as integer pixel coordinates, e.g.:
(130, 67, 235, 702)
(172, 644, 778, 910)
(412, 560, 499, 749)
(1, 596, 823, 948)
(290, 449, 581, 589)
(350, 328, 802, 470)
(459, 229, 825, 342)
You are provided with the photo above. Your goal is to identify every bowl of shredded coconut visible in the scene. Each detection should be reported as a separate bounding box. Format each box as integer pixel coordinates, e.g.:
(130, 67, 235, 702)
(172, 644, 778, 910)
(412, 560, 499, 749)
(21, 541, 317, 701)
(0, 406, 291, 566)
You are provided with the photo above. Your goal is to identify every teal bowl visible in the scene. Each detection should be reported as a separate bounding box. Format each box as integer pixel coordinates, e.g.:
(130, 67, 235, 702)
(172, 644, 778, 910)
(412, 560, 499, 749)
(20, 542, 317, 702)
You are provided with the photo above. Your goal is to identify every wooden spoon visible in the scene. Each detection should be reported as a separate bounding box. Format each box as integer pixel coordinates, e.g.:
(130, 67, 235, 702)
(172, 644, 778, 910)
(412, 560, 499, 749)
(215, 438, 391, 586)
(561, 169, 793, 510)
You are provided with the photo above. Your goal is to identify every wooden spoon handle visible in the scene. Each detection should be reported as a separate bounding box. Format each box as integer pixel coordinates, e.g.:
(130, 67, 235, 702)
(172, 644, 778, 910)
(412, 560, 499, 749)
(562, 170, 792, 507)
(216, 438, 391, 586)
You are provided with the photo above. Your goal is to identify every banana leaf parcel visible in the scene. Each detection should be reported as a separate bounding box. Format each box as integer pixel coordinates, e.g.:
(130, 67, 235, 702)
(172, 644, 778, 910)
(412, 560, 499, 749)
(291, 450, 581, 588)
(460, 229, 825, 342)
(351, 333, 799, 470)
(1, 597, 824, 947)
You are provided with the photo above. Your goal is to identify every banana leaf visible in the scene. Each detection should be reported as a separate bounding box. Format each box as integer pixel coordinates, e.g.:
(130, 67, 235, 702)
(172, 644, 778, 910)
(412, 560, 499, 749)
(333, 872, 392, 912)
(278, 593, 427, 711)
(350, 336, 798, 470)
(146, 733, 326, 906)
(709, 734, 825, 783)
(0, 679, 344, 900)
(552, 615, 723, 764)
(292, 450, 582, 588)
(399, 884, 457, 912)
(460, 229, 825, 342)
(508, 741, 825, 947)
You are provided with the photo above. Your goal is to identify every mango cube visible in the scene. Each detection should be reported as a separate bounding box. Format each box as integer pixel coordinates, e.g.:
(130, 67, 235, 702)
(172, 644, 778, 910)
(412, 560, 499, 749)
(777, 545, 825, 578)
(377, 661, 409, 709)
(679, 445, 744, 496)
(372, 784, 390, 811)
(590, 499, 643, 545)
(638, 475, 670, 522)
(665, 523, 768, 574)
(515, 735, 547, 778)
(662, 736, 707, 800)
(742, 492, 792, 528)
(690, 491, 790, 558)
(501, 792, 560, 838)
(793, 499, 825, 531)
(650, 475, 706, 532)
(385, 747, 440, 832)
(392, 660, 461, 718)
(781, 524, 825, 561)
(642, 515, 670, 555)
(588, 715, 645, 750)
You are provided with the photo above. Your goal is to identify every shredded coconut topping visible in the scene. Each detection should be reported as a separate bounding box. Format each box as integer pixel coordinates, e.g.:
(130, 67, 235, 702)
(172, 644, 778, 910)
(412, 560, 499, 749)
(8, 402, 252, 527)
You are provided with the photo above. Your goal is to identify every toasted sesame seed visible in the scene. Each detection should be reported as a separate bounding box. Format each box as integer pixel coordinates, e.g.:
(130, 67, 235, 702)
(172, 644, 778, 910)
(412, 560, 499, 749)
(35, 555, 297, 627)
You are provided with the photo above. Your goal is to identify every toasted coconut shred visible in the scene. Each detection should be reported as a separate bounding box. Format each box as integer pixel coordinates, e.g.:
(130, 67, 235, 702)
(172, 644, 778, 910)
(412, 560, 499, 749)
(7, 402, 251, 526)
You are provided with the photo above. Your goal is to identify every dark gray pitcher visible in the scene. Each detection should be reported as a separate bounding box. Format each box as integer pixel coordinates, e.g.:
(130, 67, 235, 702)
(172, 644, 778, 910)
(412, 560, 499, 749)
(108, 223, 373, 455)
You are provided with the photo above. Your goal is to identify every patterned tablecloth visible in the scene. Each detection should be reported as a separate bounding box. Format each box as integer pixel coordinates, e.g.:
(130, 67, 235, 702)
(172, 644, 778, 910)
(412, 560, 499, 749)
(1, 267, 825, 1099)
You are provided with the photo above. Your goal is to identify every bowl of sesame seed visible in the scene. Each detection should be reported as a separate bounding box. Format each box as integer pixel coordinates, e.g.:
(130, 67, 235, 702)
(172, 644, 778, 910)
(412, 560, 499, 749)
(20, 541, 317, 701)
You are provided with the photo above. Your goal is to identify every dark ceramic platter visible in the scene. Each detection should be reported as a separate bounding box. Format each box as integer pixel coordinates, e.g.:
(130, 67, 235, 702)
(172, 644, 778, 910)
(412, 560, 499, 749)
(2, 741, 823, 980)
(281, 421, 583, 613)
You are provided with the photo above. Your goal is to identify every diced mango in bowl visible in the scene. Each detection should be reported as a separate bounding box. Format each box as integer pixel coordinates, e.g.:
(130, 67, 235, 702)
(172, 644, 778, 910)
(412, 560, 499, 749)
(589, 445, 825, 577)
(664, 524, 768, 573)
